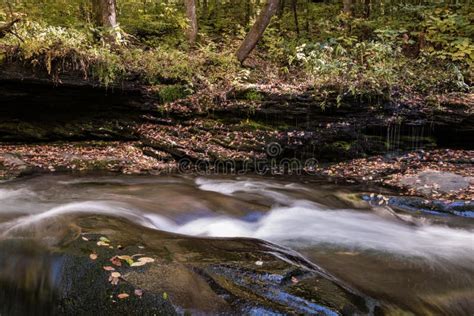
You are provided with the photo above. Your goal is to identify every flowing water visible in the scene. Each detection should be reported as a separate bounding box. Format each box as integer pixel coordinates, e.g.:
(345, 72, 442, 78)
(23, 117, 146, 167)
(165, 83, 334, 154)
(0, 174, 473, 315)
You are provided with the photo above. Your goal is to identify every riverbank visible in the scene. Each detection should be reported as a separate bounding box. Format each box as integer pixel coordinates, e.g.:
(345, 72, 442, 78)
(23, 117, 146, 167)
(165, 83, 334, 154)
(1, 142, 472, 202)
(1, 19, 473, 206)
(0, 71, 472, 204)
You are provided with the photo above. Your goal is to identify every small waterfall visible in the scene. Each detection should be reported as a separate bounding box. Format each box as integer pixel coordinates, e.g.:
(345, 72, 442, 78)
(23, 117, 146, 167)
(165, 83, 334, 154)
(386, 122, 430, 152)
(385, 121, 401, 152)
(410, 124, 426, 151)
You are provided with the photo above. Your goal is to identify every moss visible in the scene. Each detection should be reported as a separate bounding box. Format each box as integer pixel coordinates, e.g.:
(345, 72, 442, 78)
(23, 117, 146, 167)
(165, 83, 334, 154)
(243, 90, 264, 101)
(330, 141, 352, 151)
(157, 84, 192, 103)
(238, 119, 273, 131)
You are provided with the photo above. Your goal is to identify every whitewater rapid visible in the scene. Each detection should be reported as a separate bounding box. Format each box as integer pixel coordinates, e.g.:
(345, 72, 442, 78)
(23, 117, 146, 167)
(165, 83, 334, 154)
(1, 177, 473, 264)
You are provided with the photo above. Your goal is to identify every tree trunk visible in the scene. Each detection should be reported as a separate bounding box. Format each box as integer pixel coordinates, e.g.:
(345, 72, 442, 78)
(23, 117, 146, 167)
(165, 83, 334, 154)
(277, 0, 286, 17)
(236, 0, 280, 63)
(364, 0, 371, 18)
(291, 0, 299, 36)
(185, 0, 198, 45)
(92, 0, 118, 28)
(343, 0, 353, 15)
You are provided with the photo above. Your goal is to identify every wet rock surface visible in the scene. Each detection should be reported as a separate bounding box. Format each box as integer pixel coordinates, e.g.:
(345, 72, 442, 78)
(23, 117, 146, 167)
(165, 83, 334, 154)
(325, 149, 473, 203)
(0, 218, 377, 315)
(400, 171, 472, 195)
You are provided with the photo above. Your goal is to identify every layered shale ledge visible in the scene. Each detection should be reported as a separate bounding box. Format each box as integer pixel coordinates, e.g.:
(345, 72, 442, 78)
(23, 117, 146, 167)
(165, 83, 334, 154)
(1, 64, 472, 154)
(0, 64, 472, 205)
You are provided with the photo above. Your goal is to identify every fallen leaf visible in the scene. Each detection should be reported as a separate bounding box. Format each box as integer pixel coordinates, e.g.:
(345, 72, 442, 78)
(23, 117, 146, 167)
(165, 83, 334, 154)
(255, 260, 263, 266)
(291, 276, 299, 284)
(103, 266, 115, 271)
(134, 289, 143, 297)
(89, 253, 98, 260)
(138, 257, 155, 263)
(109, 276, 120, 285)
(111, 272, 121, 278)
(97, 241, 109, 247)
(163, 292, 168, 300)
(117, 293, 129, 299)
(81, 236, 89, 241)
(118, 255, 135, 266)
(100, 236, 111, 243)
(110, 256, 122, 267)
(131, 261, 147, 267)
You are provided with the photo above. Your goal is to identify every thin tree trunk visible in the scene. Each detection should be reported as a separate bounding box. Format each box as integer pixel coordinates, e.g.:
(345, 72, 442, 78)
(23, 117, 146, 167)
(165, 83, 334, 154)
(92, 0, 121, 43)
(92, 0, 118, 28)
(236, 0, 280, 63)
(291, 0, 299, 36)
(364, 0, 370, 18)
(185, 0, 198, 45)
(343, 0, 353, 15)
(277, 0, 286, 17)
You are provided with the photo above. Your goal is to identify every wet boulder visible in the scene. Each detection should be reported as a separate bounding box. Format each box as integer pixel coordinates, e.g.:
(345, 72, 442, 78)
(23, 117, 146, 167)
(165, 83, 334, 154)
(400, 170, 472, 196)
(0, 215, 378, 315)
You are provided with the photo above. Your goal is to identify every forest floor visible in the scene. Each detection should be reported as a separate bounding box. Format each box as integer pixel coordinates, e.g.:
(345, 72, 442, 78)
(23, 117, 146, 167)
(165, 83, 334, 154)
(1, 139, 472, 203)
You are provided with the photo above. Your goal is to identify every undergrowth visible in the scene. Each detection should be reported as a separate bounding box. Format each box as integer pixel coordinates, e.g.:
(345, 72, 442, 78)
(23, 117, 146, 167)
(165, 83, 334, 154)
(0, 20, 238, 88)
(0, 2, 472, 103)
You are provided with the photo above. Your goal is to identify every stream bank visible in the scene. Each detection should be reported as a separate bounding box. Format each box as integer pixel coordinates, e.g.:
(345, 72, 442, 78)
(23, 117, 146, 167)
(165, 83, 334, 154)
(0, 66, 473, 208)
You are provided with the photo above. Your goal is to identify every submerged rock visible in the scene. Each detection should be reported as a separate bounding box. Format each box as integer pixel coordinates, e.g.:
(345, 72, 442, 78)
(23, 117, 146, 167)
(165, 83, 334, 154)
(387, 195, 474, 217)
(0, 216, 377, 315)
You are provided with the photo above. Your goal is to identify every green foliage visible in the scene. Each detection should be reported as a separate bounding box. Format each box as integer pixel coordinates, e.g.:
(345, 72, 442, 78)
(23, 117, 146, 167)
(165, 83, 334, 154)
(284, 3, 472, 101)
(0, 0, 472, 102)
(291, 39, 399, 98)
(118, 0, 189, 46)
(421, 8, 474, 66)
(1, 20, 125, 86)
(242, 89, 264, 101)
(0, 0, 97, 29)
(158, 84, 192, 103)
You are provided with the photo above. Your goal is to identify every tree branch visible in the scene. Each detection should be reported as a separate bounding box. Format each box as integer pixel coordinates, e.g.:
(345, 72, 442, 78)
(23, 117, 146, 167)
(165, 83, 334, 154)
(0, 18, 21, 39)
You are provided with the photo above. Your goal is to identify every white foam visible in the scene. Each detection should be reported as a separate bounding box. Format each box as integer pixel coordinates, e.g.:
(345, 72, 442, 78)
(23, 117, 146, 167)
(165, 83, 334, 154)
(2, 178, 473, 265)
(195, 178, 305, 204)
(146, 202, 474, 262)
(1, 201, 154, 235)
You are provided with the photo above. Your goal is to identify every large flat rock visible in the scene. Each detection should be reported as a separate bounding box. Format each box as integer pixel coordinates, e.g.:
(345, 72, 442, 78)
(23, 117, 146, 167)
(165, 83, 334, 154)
(400, 170, 473, 195)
